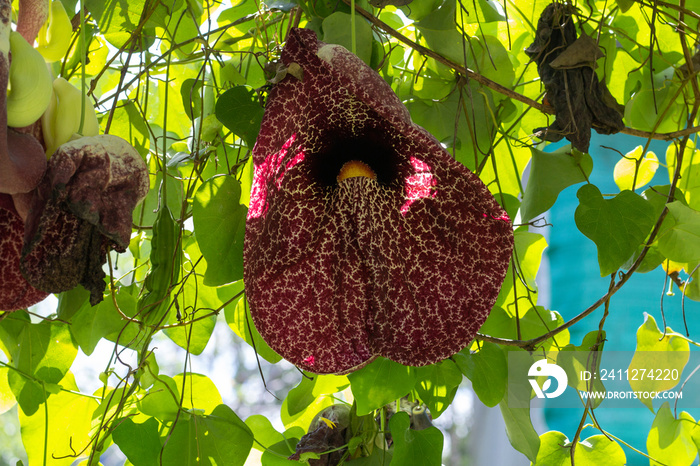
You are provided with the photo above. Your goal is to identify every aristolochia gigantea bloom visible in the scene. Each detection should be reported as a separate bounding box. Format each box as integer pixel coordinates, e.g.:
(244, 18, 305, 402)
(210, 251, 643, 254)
(244, 28, 513, 374)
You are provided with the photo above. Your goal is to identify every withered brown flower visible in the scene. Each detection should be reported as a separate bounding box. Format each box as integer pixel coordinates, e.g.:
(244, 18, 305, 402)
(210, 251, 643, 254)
(21, 135, 149, 305)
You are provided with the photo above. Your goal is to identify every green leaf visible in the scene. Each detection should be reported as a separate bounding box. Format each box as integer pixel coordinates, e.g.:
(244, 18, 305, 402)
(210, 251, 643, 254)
(92, 386, 139, 432)
(656, 202, 700, 262)
(55, 285, 91, 322)
(647, 403, 697, 466)
(161, 404, 254, 466)
(112, 417, 162, 466)
(407, 84, 495, 172)
(137, 375, 181, 422)
(220, 61, 247, 86)
(616, 0, 635, 12)
(454, 341, 507, 407)
(628, 314, 689, 411)
(163, 275, 219, 355)
(500, 349, 540, 462)
(681, 265, 700, 302)
(262, 437, 304, 465)
(667, 141, 700, 210)
(414, 359, 462, 418)
(459, 0, 505, 23)
(388, 412, 443, 466)
(555, 331, 606, 407)
(238, 155, 255, 208)
(224, 294, 282, 364)
(160, 2, 201, 57)
(513, 230, 548, 291)
(72, 291, 138, 355)
(299, 0, 352, 19)
(0, 366, 16, 415)
(281, 373, 349, 430)
(533, 431, 570, 466)
(245, 414, 288, 452)
(626, 86, 686, 134)
(8, 320, 78, 416)
(400, 0, 443, 21)
(138, 373, 221, 423)
(348, 358, 417, 416)
(575, 184, 656, 276)
(172, 373, 223, 415)
(0, 310, 30, 360)
(109, 99, 150, 156)
(215, 86, 264, 148)
(19, 373, 97, 466)
(138, 351, 160, 390)
(613, 146, 659, 191)
(346, 447, 393, 465)
(180, 78, 203, 120)
(520, 145, 593, 223)
(533, 432, 627, 466)
(608, 49, 641, 103)
(467, 35, 515, 100)
(284, 373, 349, 418)
(193, 176, 247, 286)
(415, 0, 463, 63)
(480, 306, 569, 351)
(87, 0, 152, 49)
(321, 12, 373, 65)
(101, 289, 144, 347)
(575, 435, 626, 465)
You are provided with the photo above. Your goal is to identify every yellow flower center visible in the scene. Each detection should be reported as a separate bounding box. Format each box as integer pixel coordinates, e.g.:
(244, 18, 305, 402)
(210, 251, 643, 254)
(336, 160, 377, 183)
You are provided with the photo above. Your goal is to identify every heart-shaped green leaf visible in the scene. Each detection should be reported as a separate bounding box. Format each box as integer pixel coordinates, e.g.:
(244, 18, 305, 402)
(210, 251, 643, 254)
(613, 145, 659, 191)
(575, 184, 655, 276)
(348, 358, 417, 416)
(389, 412, 443, 466)
(321, 12, 373, 65)
(414, 359, 462, 418)
(657, 202, 700, 262)
(454, 341, 507, 407)
(647, 403, 697, 466)
(193, 176, 247, 286)
(215, 86, 264, 148)
(520, 146, 593, 223)
(629, 314, 689, 411)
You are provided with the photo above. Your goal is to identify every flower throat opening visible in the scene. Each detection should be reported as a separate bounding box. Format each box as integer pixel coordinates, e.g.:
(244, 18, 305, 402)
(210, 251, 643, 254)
(337, 160, 376, 182)
(310, 133, 401, 187)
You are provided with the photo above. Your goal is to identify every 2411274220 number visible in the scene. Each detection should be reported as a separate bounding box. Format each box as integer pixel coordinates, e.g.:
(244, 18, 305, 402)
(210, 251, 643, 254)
(584, 368, 681, 381)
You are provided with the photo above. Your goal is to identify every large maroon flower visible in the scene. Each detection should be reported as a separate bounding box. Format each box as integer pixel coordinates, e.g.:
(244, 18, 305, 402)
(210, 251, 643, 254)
(244, 28, 513, 375)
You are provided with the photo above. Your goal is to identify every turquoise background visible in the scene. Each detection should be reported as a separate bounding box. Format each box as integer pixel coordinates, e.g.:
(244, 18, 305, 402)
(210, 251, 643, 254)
(543, 132, 700, 465)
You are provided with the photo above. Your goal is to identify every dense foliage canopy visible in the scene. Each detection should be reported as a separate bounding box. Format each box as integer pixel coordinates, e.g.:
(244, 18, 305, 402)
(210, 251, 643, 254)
(1, 0, 700, 464)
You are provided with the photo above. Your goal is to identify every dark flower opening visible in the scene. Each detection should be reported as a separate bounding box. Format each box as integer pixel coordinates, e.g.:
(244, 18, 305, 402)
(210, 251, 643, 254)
(309, 130, 403, 187)
(337, 160, 376, 182)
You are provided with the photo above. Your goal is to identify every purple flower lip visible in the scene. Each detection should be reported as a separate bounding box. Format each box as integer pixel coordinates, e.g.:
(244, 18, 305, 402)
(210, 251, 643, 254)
(244, 28, 513, 374)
